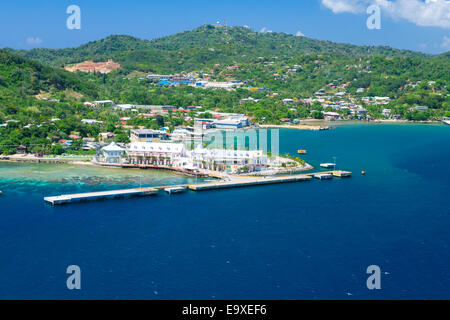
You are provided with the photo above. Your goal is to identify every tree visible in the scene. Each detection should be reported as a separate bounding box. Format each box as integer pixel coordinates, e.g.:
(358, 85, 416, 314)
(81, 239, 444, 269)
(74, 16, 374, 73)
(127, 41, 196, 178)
(155, 115, 164, 127)
(115, 133, 130, 143)
(312, 111, 323, 119)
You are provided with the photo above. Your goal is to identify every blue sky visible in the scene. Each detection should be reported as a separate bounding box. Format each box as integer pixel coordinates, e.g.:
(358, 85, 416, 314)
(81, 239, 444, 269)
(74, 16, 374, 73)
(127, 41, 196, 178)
(0, 0, 449, 54)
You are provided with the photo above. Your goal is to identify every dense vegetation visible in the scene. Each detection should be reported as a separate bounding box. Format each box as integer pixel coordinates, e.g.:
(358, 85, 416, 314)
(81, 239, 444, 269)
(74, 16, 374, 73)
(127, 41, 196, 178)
(0, 25, 449, 155)
(8, 25, 428, 71)
(0, 50, 98, 105)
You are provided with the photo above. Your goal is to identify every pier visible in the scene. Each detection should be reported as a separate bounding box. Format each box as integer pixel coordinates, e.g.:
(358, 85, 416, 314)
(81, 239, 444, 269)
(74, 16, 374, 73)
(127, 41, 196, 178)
(188, 173, 312, 191)
(44, 187, 158, 205)
(43, 170, 351, 205)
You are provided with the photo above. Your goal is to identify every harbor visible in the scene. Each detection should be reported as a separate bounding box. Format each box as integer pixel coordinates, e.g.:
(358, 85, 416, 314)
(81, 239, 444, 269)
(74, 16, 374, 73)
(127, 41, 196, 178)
(44, 170, 351, 205)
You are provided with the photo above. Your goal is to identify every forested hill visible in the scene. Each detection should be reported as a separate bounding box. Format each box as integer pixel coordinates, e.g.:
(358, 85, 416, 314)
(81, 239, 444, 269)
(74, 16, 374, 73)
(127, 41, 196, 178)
(6, 25, 433, 71)
(0, 50, 98, 105)
(8, 35, 153, 68)
(149, 25, 427, 58)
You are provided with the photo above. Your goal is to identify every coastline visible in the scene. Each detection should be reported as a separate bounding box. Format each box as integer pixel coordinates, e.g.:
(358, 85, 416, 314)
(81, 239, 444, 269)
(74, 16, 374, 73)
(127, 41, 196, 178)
(258, 124, 330, 131)
(0, 154, 314, 178)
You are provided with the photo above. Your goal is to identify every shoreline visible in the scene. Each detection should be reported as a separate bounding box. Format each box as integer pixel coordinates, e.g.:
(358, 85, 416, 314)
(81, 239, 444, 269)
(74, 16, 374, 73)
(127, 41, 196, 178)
(0, 155, 314, 179)
(258, 124, 330, 131)
(257, 119, 444, 130)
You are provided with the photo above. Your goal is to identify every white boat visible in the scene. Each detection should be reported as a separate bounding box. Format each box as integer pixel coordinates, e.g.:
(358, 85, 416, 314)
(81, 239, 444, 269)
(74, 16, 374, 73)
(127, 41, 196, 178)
(320, 163, 336, 168)
(443, 119, 450, 125)
(164, 186, 187, 194)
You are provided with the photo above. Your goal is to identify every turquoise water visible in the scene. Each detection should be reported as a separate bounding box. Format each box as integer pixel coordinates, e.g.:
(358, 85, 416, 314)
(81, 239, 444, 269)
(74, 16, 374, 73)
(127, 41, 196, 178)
(0, 124, 449, 299)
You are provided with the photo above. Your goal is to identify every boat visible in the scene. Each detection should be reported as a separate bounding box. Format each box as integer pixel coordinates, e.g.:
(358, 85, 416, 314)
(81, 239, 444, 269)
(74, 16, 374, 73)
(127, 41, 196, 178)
(164, 186, 187, 194)
(297, 149, 307, 154)
(320, 163, 336, 169)
(443, 119, 450, 125)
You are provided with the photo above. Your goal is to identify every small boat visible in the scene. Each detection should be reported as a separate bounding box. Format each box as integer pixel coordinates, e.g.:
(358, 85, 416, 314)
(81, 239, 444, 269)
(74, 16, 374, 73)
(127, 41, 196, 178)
(320, 163, 336, 169)
(164, 186, 187, 194)
(361, 170, 366, 175)
(297, 149, 307, 154)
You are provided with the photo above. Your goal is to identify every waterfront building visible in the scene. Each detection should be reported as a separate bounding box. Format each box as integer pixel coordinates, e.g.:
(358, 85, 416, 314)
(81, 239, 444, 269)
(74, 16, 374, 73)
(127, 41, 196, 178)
(323, 112, 340, 121)
(382, 109, 391, 117)
(16, 145, 27, 154)
(191, 146, 268, 173)
(130, 129, 168, 142)
(101, 142, 126, 164)
(126, 142, 187, 166)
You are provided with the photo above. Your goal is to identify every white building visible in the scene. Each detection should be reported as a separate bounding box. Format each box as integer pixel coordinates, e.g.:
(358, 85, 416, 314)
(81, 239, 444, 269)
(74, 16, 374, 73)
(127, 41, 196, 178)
(191, 146, 268, 173)
(82, 119, 103, 125)
(101, 142, 126, 164)
(213, 119, 243, 129)
(323, 112, 340, 121)
(126, 142, 186, 166)
(382, 109, 391, 117)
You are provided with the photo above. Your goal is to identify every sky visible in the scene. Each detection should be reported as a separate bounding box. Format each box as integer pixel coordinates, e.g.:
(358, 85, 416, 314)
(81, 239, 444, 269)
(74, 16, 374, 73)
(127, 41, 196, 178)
(0, 0, 449, 54)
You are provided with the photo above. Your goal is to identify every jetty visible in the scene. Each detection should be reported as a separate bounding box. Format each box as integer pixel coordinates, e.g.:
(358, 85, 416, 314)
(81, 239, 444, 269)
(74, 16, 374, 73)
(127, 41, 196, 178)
(188, 173, 312, 191)
(44, 170, 351, 205)
(44, 187, 158, 205)
(314, 173, 333, 180)
(165, 186, 187, 194)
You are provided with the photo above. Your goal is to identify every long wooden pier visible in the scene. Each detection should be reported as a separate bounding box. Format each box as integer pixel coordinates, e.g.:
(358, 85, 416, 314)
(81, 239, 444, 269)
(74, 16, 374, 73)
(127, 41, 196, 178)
(44, 170, 351, 205)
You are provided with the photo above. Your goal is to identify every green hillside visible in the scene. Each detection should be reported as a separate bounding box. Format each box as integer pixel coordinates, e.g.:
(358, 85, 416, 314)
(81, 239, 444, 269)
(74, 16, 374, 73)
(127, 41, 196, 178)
(0, 50, 98, 105)
(9, 35, 153, 68)
(7, 25, 430, 72)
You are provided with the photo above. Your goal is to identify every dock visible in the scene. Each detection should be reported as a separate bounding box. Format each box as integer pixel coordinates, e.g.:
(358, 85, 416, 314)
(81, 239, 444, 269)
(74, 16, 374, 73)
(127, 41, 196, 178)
(44, 170, 352, 205)
(188, 174, 313, 191)
(164, 186, 187, 194)
(44, 187, 158, 205)
(331, 170, 352, 177)
(314, 173, 333, 180)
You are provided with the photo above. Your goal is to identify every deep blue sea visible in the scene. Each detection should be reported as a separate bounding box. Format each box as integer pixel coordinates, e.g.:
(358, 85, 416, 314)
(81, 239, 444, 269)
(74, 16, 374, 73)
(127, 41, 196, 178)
(0, 123, 449, 299)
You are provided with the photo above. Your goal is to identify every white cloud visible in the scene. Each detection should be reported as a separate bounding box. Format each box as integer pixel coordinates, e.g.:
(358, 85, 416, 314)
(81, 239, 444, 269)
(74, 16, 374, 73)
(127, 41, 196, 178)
(321, 0, 366, 13)
(296, 30, 305, 36)
(259, 27, 267, 33)
(321, 0, 450, 29)
(441, 35, 450, 49)
(26, 37, 42, 46)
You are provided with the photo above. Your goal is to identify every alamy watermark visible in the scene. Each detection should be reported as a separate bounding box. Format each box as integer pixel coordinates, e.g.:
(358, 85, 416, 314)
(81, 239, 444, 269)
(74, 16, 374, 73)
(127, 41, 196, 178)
(367, 4, 381, 30)
(66, 265, 81, 290)
(66, 5, 81, 30)
(185, 127, 280, 157)
(366, 265, 381, 290)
